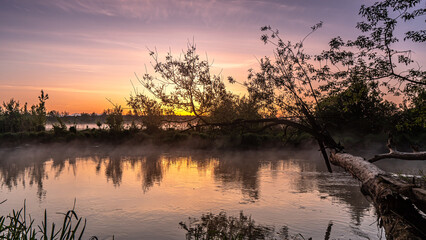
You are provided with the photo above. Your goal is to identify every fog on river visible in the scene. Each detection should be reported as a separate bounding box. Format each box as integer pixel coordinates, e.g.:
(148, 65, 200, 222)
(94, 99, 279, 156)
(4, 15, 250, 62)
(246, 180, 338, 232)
(1, 144, 424, 239)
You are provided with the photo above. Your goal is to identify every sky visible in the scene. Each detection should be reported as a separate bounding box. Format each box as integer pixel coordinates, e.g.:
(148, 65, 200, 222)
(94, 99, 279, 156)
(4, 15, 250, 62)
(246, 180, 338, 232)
(0, 0, 424, 113)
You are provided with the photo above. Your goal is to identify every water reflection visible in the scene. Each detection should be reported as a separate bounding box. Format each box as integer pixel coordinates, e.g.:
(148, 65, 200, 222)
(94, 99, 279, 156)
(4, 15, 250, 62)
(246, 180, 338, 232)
(213, 153, 260, 203)
(1, 145, 371, 207)
(0, 144, 404, 239)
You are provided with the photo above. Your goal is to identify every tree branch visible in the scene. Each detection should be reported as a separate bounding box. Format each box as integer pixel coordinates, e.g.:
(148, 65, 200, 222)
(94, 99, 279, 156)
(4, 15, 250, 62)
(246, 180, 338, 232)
(368, 151, 426, 163)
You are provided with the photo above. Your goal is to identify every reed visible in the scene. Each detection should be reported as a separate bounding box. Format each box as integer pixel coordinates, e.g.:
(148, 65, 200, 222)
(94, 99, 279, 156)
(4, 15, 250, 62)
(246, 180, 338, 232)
(0, 200, 96, 240)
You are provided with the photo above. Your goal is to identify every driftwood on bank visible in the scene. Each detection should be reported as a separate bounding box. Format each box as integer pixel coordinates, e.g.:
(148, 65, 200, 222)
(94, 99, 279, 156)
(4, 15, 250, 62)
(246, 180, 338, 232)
(330, 152, 426, 239)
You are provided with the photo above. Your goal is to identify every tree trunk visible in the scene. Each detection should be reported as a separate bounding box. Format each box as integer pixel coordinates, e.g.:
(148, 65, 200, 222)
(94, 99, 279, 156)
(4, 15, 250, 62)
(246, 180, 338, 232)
(317, 139, 332, 173)
(330, 152, 426, 239)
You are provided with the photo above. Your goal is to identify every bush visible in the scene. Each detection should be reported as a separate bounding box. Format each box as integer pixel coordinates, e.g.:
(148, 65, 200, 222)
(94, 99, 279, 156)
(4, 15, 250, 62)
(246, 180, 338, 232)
(69, 126, 77, 134)
(105, 106, 124, 132)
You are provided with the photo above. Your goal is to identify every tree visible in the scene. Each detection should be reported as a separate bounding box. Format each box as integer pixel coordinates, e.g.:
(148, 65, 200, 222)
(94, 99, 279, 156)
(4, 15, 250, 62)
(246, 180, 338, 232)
(211, 95, 263, 121)
(0, 90, 49, 133)
(239, 3, 426, 236)
(245, 23, 342, 171)
(316, 79, 397, 134)
(248, 0, 425, 154)
(396, 88, 425, 133)
(31, 90, 49, 131)
(127, 93, 165, 132)
(0, 99, 23, 133)
(105, 105, 124, 132)
(316, 0, 425, 98)
(135, 43, 233, 125)
(319, 1, 426, 238)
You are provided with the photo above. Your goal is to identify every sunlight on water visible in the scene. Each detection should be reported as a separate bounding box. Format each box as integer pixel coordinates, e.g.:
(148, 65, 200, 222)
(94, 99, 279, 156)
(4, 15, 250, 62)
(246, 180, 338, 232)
(0, 145, 394, 239)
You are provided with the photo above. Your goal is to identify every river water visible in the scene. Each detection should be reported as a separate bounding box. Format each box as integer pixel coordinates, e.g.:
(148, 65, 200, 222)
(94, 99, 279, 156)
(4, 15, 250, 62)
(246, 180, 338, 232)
(1, 144, 423, 239)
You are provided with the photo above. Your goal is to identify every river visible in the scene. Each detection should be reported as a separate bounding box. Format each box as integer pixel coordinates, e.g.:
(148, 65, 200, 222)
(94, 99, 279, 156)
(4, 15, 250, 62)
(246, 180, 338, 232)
(1, 144, 424, 239)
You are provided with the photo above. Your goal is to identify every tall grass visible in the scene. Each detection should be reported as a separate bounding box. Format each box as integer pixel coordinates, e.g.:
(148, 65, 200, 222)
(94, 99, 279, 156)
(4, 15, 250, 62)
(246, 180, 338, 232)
(0, 200, 97, 240)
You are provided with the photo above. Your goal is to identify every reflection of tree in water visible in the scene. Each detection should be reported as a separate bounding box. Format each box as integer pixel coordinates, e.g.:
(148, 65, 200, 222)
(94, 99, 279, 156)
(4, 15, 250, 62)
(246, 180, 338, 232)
(0, 145, 108, 199)
(105, 156, 123, 186)
(284, 159, 319, 193)
(213, 153, 261, 203)
(140, 153, 163, 193)
(27, 161, 47, 199)
(0, 145, 373, 225)
(281, 157, 372, 228)
(0, 148, 51, 200)
(180, 211, 335, 240)
(316, 174, 372, 227)
(94, 152, 164, 191)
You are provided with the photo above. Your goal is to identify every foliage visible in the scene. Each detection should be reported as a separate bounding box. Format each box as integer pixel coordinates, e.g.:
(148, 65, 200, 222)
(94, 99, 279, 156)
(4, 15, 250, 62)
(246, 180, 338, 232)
(69, 126, 77, 134)
(52, 118, 67, 135)
(392, 89, 426, 148)
(210, 96, 262, 123)
(127, 93, 166, 132)
(312, 0, 425, 143)
(316, 0, 425, 98)
(0, 1, 422, 156)
(31, 90, 49, 131)
(135, 43, 233, 124)
(96, 121, 102, 129)
(0, 201, 92, 240)
(49, 110, 68, 135)
(208, 95, 264, 133)
(179, 211, 306, 240)
(244, 0, 424, 149)
(105, 106, 124, 132)
(0, 99, 26, 133)
(316, 79, 397, 133)
(0, 90, 49, 133)
(253, 22, 325, 119)
(246, 23, 341, 152)
(396, 88, 426, 132)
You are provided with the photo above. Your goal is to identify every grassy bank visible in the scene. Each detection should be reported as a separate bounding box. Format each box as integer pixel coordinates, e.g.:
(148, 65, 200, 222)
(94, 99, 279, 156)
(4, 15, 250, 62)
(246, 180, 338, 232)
(0, 127, 314, 150)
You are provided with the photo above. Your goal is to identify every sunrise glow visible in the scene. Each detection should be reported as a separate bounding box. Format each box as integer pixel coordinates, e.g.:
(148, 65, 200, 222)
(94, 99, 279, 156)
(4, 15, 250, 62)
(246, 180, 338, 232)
(0, 0, 387, 113)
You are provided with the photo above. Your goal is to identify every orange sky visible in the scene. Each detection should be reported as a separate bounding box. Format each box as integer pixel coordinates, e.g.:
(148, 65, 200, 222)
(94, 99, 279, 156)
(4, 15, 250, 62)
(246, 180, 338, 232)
(1, 0, 424, 113)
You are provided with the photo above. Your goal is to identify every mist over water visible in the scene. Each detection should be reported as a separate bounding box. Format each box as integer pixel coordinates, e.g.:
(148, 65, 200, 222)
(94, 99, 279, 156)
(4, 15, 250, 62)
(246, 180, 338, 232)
(1, 143, 422, 239)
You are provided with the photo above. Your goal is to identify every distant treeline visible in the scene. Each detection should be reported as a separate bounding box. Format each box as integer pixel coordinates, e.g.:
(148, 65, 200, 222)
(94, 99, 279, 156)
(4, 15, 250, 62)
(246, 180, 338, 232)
(0, 83, 424, 150)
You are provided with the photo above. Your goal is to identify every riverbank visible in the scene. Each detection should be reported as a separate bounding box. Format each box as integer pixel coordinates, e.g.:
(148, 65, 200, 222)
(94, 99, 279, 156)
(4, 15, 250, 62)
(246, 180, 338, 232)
(0, 128, 313, 149)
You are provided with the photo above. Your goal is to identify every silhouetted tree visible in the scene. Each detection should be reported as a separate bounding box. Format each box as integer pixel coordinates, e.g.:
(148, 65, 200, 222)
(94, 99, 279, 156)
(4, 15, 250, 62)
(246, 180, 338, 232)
(135, 43, 234, 125)
(0, 90, 49, 132)
(316, 79, 397, 133)
(247, 0, 425, 152)
(127, 93, 166, 132)
(31, 90, 49, 131)
(105, 105, 124, 132)
(316, 0, 425, 98)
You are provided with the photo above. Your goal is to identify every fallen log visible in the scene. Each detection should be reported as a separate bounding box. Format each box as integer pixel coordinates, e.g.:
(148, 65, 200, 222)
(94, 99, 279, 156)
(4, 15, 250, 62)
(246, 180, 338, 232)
(330, 152, 426, 239)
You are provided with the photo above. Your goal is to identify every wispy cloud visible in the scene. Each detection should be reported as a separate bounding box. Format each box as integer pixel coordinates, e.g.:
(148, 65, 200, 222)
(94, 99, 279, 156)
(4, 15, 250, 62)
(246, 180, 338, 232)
(34, 0, 301, 24)
(213, 58, 258, 69)
(0, 84, 121, 95)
